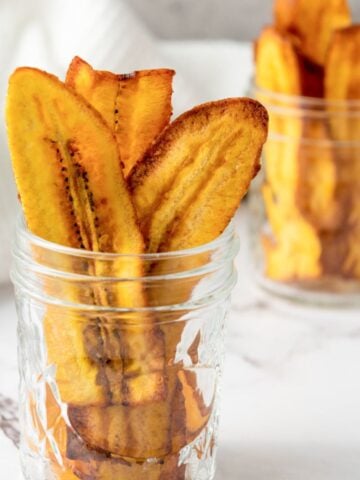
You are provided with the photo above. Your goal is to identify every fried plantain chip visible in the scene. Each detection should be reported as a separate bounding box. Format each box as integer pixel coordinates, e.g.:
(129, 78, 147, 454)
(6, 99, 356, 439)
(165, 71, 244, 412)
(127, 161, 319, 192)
(67, 367, 211, 460)
(296, 119, 341, 231)
(9, 69, 267, 480)
(7, 67, 144, 253)
(255, 25, 342, 279)
(67, 455, 185, 480)
(66, 56, 174, 177)
(262, 183, 322, 279)
(43, 385, 186, 480)
(325, 25, 360, 277)
(6, 68, 165, 408)
(255, 26, 303, 95)
(256, 27, 321, 278)
(325, 25, 360, 140)
(262, 232, 322, 280)
(67, 373, 180, 459)
(255, 26, 303, 219)
(274, 0, 351, 66)
(255, 26, 325, 97)
(56, 447, 185, 480)
(129, 98, 268, 252)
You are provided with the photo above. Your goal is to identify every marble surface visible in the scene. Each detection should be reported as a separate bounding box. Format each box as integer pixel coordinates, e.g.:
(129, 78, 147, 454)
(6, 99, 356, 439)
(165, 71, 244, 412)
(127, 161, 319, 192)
(1, 208, 360, 479)
(1, 41, 360, 479)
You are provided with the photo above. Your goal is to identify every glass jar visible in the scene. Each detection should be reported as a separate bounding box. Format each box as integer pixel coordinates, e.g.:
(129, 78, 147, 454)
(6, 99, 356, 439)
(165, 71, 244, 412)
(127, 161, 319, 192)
(12, 218, 239, 480)
(250, 85, 360, 308)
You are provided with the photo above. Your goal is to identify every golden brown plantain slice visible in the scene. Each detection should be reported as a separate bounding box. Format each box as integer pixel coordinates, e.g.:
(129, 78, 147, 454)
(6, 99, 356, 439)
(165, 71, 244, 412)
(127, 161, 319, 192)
(255, 26, 303, 207)
(255, 26, 342, 279)
(55, 447, 185, 480)
(7, 67, 144, 253)
(43, 385, 186, 480)
(326, 25, 360, 101)
(325, 25, 360, 139)
(129, 98, 268, 252)
(255, 27, 329, 211)
(255, 26, 303, 95)
(55, 372, 208, 480)
(67, 367, 211, 460)
(66, 56, 174, 177)
(262, 232, 322, 281)
(296, 119, 341, 231)
(68, 456, 185, 480)
(67, 373, 180, 459)
(325, 25, 360, 278)
(262, 184, 322, 280)
(274, 0, 351, 66)
(49, 428, 186, 480)
(298, 55, 325, 98)
(67, 314, 208, 477)
(256, 27, 323, 278)
(6, 67, 164, 407)
(255, 26, 324, 97)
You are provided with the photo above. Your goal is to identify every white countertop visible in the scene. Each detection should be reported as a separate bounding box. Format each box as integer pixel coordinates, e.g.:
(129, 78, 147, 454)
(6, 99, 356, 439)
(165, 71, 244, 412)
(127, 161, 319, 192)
(1, 208, 360, 480)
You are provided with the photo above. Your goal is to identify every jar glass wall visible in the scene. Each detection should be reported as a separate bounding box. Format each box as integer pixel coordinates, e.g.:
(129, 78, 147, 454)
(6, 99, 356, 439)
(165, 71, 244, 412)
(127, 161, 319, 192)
(12, 219, 239, 480)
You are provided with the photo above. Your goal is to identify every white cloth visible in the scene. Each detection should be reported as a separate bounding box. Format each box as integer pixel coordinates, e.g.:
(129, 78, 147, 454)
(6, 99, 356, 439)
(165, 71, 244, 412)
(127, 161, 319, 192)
(0, 0, 201, 284)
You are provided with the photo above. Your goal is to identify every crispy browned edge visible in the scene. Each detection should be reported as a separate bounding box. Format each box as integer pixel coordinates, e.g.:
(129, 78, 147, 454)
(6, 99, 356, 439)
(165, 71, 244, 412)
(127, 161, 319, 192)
(68, 55, 175, 82)
(128, 97, 268, 191)
(67, 55, 175, 89)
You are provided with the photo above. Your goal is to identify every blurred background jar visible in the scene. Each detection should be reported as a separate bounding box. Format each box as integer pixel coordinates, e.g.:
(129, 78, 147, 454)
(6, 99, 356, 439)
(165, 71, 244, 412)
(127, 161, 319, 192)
(249, 5, 360, 307)
(251, 81, 360, 306)
(255, 88, 360, 291)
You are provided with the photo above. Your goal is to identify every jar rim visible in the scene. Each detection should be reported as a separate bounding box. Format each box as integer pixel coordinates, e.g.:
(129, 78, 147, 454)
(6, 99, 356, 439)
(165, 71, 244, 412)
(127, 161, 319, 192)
(252, 82, 360, 108)
(12, 216, 239, 314)
(12, 272, 238, 316)
(16, 215, 236, 260)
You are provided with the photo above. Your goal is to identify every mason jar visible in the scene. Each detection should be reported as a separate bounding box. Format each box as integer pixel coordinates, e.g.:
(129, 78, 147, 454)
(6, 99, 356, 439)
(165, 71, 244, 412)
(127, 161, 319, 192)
(250, 85, 360, 308)
(12, 218, 239, 480)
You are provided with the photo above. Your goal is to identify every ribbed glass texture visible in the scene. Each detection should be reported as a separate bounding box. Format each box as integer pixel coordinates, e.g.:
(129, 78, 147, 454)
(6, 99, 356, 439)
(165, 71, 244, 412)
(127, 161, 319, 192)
(12, 220, 239, 480)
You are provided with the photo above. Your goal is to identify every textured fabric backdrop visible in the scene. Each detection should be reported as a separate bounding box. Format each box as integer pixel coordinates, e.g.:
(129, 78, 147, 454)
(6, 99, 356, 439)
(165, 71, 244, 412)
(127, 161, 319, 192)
(129, 0, 360, 40)
(0, 0, 198, 284)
